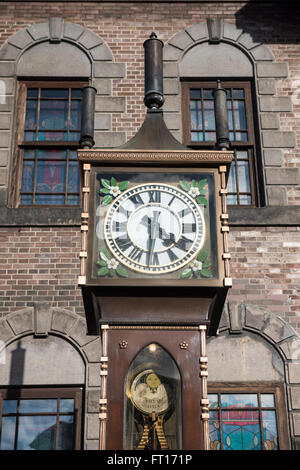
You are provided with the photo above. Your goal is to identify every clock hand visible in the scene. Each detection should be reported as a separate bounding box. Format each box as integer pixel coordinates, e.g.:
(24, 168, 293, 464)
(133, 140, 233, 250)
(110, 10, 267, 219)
(144, 211, 161, 266)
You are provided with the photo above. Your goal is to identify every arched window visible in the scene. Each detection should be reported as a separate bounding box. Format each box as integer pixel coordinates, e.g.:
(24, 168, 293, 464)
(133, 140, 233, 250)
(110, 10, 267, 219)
(124, 343, 182, 450)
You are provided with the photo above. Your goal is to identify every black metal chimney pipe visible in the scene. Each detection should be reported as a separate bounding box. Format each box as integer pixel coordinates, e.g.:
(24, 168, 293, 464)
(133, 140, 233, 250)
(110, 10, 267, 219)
(143, 32, 165, 109)
(79, 83, 97, 148)
(212, 80, 230, 150)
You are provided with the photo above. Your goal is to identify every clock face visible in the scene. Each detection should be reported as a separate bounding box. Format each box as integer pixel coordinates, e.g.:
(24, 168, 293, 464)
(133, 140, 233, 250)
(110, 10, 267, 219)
(104, 183, 205, 275)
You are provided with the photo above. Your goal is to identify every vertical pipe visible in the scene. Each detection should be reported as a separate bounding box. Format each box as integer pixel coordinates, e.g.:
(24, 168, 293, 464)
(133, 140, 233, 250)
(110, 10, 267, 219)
(99, 325, 109, 450)
(143, 32, 165, 109)
(79, 84, 97, 149)
(212, 80, 230, 151)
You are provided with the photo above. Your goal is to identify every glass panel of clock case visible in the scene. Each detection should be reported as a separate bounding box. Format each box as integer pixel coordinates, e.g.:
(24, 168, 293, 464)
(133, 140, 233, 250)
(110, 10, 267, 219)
(124, 344, 182, 450)
(90, 169, 219, 282)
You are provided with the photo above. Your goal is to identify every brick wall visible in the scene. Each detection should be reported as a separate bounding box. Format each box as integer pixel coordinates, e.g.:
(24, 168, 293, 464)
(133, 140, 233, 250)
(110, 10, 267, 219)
(0, 2, 299, 329)
(0, 225, 299, 334)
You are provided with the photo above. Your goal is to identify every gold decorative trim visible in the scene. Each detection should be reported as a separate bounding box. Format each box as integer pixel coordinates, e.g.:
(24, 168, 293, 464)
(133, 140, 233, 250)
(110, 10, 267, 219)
(83, 163, 91, 170)
(110, 325, 204, 330)
(78, 148, 233, 165)
(224, 277, 233, 287)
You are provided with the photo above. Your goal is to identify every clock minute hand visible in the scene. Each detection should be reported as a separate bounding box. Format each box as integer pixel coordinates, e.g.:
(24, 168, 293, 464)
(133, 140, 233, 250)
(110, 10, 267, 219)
(141, 212, 161, 266)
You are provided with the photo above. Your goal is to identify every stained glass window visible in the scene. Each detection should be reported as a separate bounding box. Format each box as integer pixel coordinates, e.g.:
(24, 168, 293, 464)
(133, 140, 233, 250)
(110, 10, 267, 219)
(20, 85, 83, 206)
(183, 81, 258, 206)
(208, 393, 279, 450)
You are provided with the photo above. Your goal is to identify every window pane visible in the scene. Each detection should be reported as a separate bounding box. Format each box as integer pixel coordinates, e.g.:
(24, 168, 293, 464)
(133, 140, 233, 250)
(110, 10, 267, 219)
(237, 161, 251, 193)
(262, 410, 278, 450)
(261, 394, 275, 408)
(19, 399, 57, 413)
(204, 109, 215, 130)
(209, 411, 221, 450)
(205, 131, 216, 141)
(38, 131, 68, 141)
(35, 194, 65, 205)
(203, 89, 213, 99)
(71, 89, 83, 99)
(25, 100, 37, 130)
(21, 195, 33, 205)
(239, 195, 252, 205)
(21, 160, 35, 192)
(227, 161, 236, 194)
(221, 394, 258, 408)
(236, 150, 249, 160)
(67, 195, 80, 205)
(190, 89, 201, 99)
(57, 416, 74, 450)
(27, 88, 38, 98)
(68, 160, 80, 194)
(41, 88, 68, 99)
(70, 101, 82, 129)
(233, 89, 245, 99)
(36, 161, 66, 194)
(60, 399, 74, 413)
(39, 99, 68, 131)
(235, 131, 248, 142)
(38, 149, 67, 160)
(3, 400, 18, 414)
(0, 416, 16, 449)
(17, 416, 57, 450)
(227, 194, 237, 205)
(234, 101, 247, 129)
(208, 394, 218, 408)
(24, 131, 36, 141)
(222, 410, 261, 450)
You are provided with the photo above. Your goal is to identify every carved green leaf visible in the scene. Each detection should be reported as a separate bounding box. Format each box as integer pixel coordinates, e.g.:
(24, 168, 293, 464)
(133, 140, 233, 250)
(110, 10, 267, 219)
(200, 268, 212, 278)
(97, 260, 107, 267)
(198, 179, 207, 190)
(108, 269, 115, 277)
(179, 180, 191, 192)
(110, 177, 117, 187)
(100, 188, 110, 194)
(119, 180, 129, 191)
(116, 265, 128, 277)
(100, 250, 111, 262)
(102, 195, 113, 206)
(191, 179, 197, 187)
(101, 178, 111, 189)
(197, 250, 208, 262)
(196, 196, 207, 205)
(97, 267, 109, 277)
(181, 268, 193, 279)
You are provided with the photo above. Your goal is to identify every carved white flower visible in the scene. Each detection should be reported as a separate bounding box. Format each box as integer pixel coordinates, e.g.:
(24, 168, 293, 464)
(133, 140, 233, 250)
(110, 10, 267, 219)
(107, 258, 119, 270)
(190, 259, 202, 272)
(110, 185, 121, 197)
(188, 186, 200, 198)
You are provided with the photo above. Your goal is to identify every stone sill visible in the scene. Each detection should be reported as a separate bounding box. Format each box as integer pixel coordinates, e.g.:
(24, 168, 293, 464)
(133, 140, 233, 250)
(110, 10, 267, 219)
(0, 205, 299, 227)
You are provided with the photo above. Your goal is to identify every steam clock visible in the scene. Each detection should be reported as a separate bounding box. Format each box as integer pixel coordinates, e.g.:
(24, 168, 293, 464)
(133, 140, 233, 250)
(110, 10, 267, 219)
(78, 33, 232, 450)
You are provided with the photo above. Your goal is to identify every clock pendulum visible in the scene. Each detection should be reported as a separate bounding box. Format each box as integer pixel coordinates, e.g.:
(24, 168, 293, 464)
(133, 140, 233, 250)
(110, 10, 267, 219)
(130, 370, 171, 450)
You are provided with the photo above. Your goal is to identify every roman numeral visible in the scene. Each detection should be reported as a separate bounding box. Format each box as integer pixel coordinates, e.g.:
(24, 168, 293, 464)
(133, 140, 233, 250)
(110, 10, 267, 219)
(130, 193, 144, 205)
(115, 236, 132, 251)
(128, 245, 143, 262)
(166, 248, 178, 262)
(118, 206, 132, 218)
(175, 235, 193, 252)
(148, 191, 161, 203)
(113, 220, 127, 233)
(168, 195, 176, 207)
(178, 207, 192, 218)
(182, 223, 196, 233)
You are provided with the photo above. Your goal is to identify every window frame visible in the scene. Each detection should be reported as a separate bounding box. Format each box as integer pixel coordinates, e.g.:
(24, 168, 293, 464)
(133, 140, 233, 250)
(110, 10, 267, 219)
(181, 80, 260, 207)
(207, 382, 290, 450)
(11, 80, 87, 208)
(0, 386, 83, 450)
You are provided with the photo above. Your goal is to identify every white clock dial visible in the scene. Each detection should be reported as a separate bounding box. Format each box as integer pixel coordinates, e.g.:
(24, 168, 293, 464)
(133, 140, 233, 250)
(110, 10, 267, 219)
(104, 183, 205, 274)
